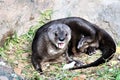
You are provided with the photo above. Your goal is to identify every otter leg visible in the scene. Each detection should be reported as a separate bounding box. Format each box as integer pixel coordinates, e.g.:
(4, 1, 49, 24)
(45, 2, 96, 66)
(77, 35, 93, 49)
(65, 50, 84, 67)
(86, 47, 96, 56)
(31, 54, 43, 74)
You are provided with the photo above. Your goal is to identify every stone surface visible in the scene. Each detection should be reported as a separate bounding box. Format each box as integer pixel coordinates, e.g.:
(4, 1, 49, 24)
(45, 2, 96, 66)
(0, 0, 120, 46)
(0, 0, 53, 46)
(0, 76, 8, 80)
(51, 0, 120, 43)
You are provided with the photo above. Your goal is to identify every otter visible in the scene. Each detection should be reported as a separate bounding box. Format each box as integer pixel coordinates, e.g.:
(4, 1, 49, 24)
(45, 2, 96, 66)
(77, 34, 99, 55)
(31, 23, 71, 74)
(67, 19, 116, 70)
(60, 17, 116, 70)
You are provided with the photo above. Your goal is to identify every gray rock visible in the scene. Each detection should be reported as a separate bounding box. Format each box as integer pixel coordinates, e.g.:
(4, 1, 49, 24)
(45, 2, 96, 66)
(51, 0, 120, 43)
(0, 58, 24, 80)
(0, 0, 53, 46)
(0, 0, 120, 46)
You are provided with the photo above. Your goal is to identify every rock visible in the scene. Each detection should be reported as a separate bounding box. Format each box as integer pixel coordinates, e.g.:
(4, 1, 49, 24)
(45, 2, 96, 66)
(0, 76, 8, 80)
(63, 61, 76, 70)
(51, 0, 120, 43)
(0, 0, 53, 46)
(0, 58, 23, 80)
(0, 0, 120, 46)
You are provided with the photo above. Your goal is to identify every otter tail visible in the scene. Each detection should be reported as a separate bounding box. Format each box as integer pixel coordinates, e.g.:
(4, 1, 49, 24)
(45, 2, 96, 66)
(70, 39, 116, 70)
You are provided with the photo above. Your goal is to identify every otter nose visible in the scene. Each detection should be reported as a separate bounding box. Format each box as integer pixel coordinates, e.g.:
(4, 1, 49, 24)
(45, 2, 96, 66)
(59, 37, 65, 41)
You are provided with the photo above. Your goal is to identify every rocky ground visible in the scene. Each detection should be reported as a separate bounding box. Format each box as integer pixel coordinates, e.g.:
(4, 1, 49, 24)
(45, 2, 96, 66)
(0, 35, 120, 80)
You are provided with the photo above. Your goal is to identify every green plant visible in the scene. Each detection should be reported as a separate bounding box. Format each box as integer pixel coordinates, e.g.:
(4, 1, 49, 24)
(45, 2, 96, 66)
(96, 65, 120, 80)
(0, 10, 52, 79)
(116, 74, 120, 80)
(118, 41, 120, 47)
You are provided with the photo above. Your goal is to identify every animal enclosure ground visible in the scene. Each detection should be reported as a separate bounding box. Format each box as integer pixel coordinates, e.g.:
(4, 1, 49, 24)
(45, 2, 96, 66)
(0, 38, 120, 80)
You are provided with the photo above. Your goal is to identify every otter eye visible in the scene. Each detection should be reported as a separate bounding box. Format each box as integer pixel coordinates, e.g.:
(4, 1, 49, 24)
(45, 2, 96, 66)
(65, 33, 68, 36)
(55, 32, 58, 36)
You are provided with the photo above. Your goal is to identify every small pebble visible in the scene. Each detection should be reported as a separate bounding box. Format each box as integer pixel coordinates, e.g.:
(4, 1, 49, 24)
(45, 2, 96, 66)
(63, 61, 76, 70)
(0, 61, 6, 66)
(118, 55, 120, 60)
(0, 76, 8, 80)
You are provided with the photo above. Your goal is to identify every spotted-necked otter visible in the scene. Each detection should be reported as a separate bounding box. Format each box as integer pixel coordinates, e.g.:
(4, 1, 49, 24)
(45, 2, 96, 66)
(31, 23, 71, 73)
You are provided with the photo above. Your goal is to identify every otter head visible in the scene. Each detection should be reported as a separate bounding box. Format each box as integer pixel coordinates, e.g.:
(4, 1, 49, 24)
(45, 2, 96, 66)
(48, 23, 71, 49)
